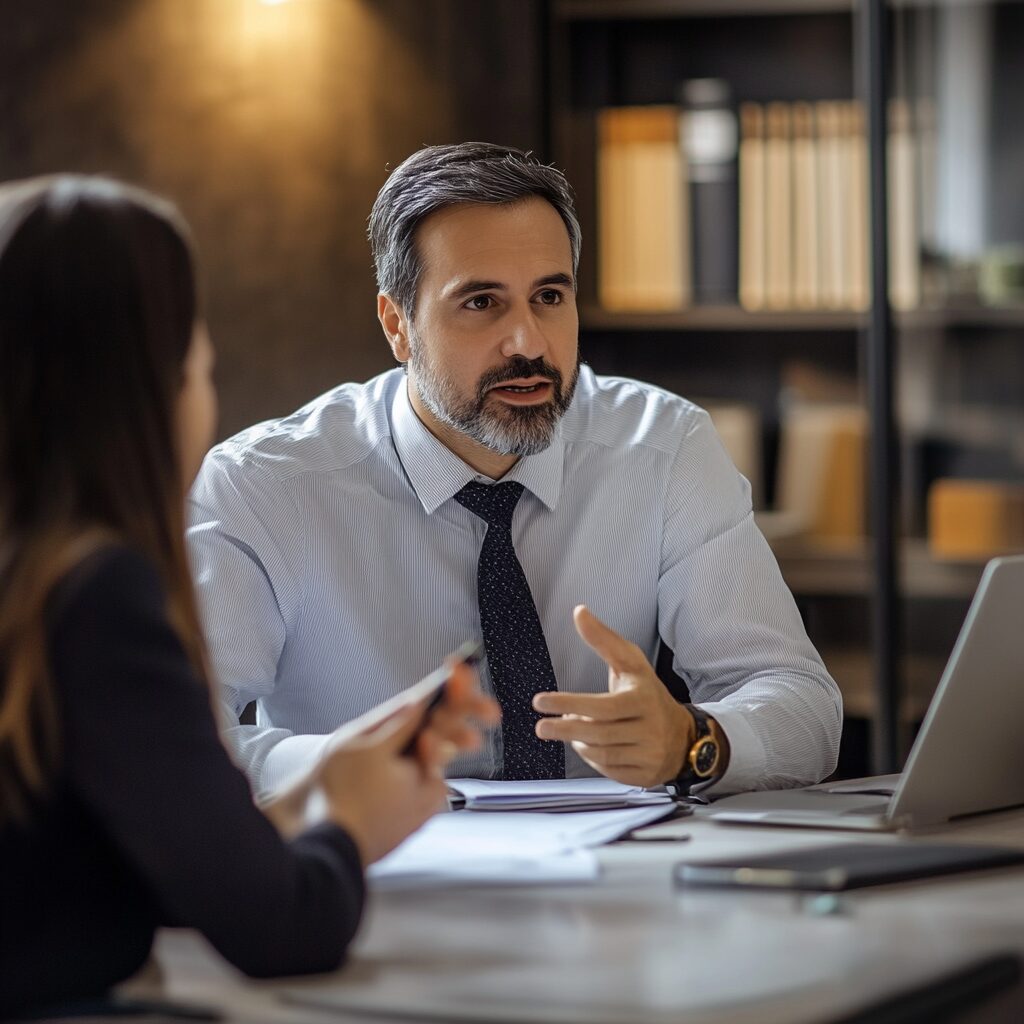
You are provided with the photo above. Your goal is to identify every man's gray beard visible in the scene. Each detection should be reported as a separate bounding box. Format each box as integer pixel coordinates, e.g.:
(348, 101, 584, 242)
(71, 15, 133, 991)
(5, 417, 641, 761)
(407, 343, 579, 458)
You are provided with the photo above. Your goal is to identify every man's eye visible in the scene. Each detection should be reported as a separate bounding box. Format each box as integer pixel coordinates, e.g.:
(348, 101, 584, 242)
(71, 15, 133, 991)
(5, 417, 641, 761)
(466, 295, 493, 311)
(537, 290, 562, 305)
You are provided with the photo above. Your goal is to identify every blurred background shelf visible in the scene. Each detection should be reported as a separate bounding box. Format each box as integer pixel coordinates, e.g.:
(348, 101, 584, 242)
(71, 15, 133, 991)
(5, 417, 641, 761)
(580, 304, 1024, 333)
(765, 534, 989, 599)
(550, 0, 1024, 775)
(822, 647, 945, 723)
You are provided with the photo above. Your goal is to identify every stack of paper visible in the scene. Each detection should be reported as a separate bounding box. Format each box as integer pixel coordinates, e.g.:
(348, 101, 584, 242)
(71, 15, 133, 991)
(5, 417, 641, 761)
(448, 777, 674, 812)
(368, 804, 674, 890)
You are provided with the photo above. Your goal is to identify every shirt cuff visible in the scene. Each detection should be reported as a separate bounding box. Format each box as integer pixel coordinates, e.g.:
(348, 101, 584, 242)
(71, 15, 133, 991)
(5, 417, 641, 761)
(258, 733, 333, 798)
(691, 701, 767, 798)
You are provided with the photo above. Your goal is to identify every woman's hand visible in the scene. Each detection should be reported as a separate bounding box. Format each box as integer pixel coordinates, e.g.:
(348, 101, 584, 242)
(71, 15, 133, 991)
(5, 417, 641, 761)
(407, 660, 501, 763)
(318, 662, 499, 865)
(314, 703, 447, 866)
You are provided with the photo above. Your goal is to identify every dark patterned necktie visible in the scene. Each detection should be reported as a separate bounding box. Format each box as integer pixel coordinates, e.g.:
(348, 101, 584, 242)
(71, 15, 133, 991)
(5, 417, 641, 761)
(455, 480, 565, 780)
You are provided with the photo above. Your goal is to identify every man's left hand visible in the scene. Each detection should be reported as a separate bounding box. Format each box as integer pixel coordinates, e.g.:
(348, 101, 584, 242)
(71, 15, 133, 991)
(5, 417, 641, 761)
(533, 606, 694, 788)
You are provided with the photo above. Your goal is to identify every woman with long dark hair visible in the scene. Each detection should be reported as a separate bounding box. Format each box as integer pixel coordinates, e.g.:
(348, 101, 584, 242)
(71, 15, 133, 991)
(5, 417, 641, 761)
(0, 175, 497, 1017)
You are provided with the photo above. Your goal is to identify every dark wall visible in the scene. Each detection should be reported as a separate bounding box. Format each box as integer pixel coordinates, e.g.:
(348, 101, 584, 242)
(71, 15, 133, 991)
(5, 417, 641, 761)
(0, 0, 544, 438)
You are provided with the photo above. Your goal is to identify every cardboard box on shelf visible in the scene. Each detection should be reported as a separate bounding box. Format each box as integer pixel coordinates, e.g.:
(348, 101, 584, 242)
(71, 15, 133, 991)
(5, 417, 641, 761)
(928, 479, 1024, 560)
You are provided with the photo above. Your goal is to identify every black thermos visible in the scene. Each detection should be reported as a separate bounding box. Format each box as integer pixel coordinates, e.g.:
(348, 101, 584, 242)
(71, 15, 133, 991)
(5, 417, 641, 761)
(679, 78, 739, 305)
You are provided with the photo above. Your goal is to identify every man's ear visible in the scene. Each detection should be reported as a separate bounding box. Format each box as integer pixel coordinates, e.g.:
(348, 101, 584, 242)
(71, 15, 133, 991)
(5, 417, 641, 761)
(378, 293, 411, 363)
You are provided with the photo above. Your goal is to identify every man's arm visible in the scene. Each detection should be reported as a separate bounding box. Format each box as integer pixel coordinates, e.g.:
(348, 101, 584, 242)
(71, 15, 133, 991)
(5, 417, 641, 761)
(534, 409, 841, 794)
(188, 450, 327, 792)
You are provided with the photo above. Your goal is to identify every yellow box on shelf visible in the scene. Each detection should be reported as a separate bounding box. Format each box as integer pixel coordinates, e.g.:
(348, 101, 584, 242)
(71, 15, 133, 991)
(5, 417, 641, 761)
(928, 479, 1024, 560)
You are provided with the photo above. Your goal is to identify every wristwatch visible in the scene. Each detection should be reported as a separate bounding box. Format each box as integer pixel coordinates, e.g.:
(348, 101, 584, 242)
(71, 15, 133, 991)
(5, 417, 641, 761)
(672, 704, 722, 795)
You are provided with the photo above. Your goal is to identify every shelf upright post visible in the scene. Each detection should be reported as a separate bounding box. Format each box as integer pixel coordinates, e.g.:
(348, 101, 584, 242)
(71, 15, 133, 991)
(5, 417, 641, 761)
(861, 0, 901, 774)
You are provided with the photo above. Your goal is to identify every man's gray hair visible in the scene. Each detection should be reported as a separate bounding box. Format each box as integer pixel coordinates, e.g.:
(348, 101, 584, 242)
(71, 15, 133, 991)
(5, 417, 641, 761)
(368, 142, 581, 318)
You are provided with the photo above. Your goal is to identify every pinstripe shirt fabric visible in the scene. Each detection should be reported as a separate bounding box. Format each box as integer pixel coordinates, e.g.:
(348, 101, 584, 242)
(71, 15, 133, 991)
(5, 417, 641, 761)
(187, 366, 841, 797)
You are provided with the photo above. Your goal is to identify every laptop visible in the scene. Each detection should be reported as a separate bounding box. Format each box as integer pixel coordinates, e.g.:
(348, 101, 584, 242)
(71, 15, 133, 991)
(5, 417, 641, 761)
(707, 554, 1024, 831)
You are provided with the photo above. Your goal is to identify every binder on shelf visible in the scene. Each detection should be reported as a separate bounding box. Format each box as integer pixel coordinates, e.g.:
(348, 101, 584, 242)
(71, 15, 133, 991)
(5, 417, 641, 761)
(791, 102, 820, 310)
(844, 102, 870, 311)
(914, 96, 938, 305)
(596, 105, 688, 311)
(889, 98, 921, 311)
(764, 102, 793, 310)
(738, 102, 767, 311)
(816, 100, 847, 311)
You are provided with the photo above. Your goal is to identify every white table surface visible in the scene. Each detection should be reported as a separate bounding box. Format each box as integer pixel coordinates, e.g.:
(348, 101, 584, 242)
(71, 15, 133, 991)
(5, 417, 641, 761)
(117, 806, 1024, 1023)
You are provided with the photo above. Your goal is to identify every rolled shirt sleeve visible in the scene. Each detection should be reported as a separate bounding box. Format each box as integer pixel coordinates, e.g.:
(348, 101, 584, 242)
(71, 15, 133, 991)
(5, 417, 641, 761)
(657, 409, 843, 794)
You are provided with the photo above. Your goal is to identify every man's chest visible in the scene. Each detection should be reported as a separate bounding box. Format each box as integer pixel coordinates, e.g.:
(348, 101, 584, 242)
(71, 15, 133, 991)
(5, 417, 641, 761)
(277, 482, 667, 717)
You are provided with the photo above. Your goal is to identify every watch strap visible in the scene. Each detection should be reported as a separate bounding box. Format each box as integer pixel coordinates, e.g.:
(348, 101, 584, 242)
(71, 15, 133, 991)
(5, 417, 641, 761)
(673, 704, 721, 795)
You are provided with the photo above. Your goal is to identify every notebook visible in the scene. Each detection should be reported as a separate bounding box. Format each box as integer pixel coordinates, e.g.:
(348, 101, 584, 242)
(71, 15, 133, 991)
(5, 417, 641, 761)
(675, 840, 1024, 891)
(447, 777, 674, 812)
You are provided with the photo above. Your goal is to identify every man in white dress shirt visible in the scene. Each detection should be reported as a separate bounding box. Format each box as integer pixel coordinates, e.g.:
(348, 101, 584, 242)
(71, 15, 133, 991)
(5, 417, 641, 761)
(189, 142, 841, 797)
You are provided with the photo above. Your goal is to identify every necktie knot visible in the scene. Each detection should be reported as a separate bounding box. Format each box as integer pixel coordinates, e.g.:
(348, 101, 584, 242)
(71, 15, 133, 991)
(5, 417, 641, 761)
(455, 480, 524, 530)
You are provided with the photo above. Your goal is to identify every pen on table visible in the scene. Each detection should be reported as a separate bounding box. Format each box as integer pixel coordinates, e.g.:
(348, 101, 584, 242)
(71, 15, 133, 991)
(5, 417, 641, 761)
(622, 831, 692, 842)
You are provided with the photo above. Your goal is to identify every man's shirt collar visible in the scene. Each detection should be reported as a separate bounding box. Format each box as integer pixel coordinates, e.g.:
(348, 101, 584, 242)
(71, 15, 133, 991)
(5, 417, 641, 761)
(390, 377, 564, 515)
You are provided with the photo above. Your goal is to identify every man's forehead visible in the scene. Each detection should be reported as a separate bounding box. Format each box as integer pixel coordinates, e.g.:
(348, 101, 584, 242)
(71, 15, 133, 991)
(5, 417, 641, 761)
(415, 198, 573, 278)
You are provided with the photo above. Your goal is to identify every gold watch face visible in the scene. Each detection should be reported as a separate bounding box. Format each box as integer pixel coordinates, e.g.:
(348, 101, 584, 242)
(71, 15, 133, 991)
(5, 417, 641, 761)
(689, 736, 720, 778)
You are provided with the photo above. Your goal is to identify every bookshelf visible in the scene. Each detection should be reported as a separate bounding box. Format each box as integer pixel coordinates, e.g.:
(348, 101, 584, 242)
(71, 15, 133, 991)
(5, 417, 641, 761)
(546, 0, 1024, 774)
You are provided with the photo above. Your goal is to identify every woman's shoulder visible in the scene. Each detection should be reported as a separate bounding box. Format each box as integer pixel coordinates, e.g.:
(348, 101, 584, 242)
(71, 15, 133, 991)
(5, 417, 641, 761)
(56, 542, 161, 604)
(48, 542, 166, 639)
(47, 541, 204, 722)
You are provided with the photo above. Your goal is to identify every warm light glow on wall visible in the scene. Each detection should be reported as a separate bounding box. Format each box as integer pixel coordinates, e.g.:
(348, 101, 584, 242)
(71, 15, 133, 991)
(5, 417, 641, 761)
(64, 0, 446, 216)
(210, 0, 325, 63)
(183, 0, 394, 170)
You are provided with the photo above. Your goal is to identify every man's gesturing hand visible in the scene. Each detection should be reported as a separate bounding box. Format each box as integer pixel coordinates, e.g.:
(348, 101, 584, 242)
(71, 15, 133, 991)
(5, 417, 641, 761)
(532, 606, 695, 788)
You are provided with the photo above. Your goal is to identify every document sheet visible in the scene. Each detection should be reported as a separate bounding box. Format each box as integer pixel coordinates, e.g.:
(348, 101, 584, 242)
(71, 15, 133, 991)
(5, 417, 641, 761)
(368, 804, 673, 889)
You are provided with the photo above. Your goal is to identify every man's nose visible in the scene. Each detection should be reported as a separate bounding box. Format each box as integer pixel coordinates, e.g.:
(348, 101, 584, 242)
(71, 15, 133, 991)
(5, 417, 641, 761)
(499, 306, 547, 362)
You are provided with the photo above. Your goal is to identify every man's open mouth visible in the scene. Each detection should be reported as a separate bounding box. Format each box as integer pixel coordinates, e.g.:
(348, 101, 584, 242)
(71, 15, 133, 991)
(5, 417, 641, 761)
(488, 377, 554, 396)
